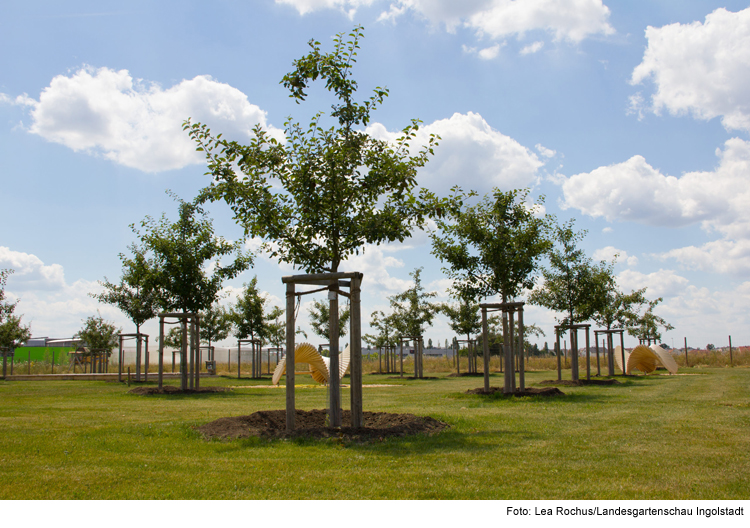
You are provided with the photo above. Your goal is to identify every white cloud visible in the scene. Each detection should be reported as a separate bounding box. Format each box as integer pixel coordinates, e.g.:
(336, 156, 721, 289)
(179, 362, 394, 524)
(535, 143, 555, 158)
(631, 7, 750, 132)
(340, 244, 411, 295)
(520, 41, 545, 55)
(367, 111, 544, 194)
(379, 0, 614, 43)
(276, 0, 375, 17)
(478, 44, 502, 60)
(561, 138, 750, 277)
(0, 247, 66, 291)
(4, 66, 279, 172)
(561, 138, 750, 234)
(617, 269, 689, 299)
(592, 246, 637, 267)
(659, 239, 750, 276)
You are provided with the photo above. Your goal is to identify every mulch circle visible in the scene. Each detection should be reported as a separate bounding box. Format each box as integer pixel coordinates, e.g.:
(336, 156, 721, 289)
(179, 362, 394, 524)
(196, 409, 450, 441)
(128, 386, 230, 395)
(538, 379, 622, 387)
(466, 386, 565, 397)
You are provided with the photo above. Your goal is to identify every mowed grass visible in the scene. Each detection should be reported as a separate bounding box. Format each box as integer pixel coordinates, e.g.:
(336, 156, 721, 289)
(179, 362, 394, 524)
(0, 367, 748, 499)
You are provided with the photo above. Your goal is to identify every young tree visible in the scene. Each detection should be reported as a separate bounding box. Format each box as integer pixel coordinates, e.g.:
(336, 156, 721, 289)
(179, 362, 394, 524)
(91, 243, 159, 379)
(438, 288, 482, 373)
(0, 270, 32, 376)
(134, 193, 251, 389)
(308, 299, 350, 342)
(389, 267, 438, 378)
(528, 220, 601, 380)
(628, 298, 674, 345)
(200, 302, 232, 349)
(185, 27, 445, 425)
(75, 313, 120, 370)
(265, 306, 286, 362)
(231, 277, 272, 344)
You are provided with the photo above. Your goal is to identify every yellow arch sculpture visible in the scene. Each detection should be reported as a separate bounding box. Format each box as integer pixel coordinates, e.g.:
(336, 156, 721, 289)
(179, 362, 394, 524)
(614, 344, 678, 375)
(272, 342, 351, 385)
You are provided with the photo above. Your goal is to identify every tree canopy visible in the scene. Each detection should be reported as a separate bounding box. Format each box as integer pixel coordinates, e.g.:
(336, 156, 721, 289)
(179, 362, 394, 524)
(308, 299, 350, 341)
(75, 313, 120, 357)
(231, 276, 274, 343)
(431, 188, 551, 302)
(389, 267, 438, 337)
(185, 26, 444, 274)
(528, 219, 600, 329)
(200, 302, 233, 348)
(0, 269, 31, 350)
(133, 193, 252, 314)
(91, 243, 159, 334)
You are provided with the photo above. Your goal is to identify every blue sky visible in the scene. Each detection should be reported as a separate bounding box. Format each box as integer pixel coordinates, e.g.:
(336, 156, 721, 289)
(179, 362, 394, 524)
(3, 0, 750, 350)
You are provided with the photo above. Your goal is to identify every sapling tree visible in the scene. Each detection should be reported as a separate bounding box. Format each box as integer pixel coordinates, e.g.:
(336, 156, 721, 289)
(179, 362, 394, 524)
(0, 269, 32, 377)
(308, 299, 350, 343)
(528, 219, 602, 380)
(389, 267, 438, 377)
(134, 193, 251, 389)
(231, 276, 273, 345)
(628, 298, 673, 345)
(76, 313, 120, 361)
(200, 302, 232, 349)
(185, 26, 445, 425)
(91, 243, 159, 378)
(438, 287, 481, 372)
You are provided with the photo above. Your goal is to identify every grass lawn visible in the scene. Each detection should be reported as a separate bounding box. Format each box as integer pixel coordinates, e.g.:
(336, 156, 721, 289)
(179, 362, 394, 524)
(0, 367, 748, 499)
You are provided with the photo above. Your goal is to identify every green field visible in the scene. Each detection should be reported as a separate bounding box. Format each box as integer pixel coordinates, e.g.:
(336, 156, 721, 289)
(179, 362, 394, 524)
(0, 367, 748, 499)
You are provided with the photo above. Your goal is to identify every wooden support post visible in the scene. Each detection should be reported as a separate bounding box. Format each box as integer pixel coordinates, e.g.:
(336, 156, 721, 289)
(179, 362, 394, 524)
(620, 331, 626, 375)
(503, 311, 512, 393)
(509, 309, 516, 392)
(729, 335, 733, 367)
(518, 307, 525, 391)
(570, 328, 579, 382)
(181, 319, 188, 391)
(482, 307, 490, 392)
(144, 337, 149, 383)
(118, 335, 123, 383)
(684, 337, 688, 368)
(594, 332, 600, 377)
(350, 274, 363, 428)
(285, 283, 296, 432)
(585, 326, 591, 381)
(329, 282, 341, 428)
(556, 332, 562, 381)
(194, 317, 200, 390)
(135, 331, 142, 382)
(238, 342, 241, 379)
(399, 339, 403, 377)
(158, 318, 164, 390)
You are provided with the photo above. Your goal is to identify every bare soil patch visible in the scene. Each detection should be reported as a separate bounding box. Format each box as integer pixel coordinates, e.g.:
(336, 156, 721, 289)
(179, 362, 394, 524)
(466, 386, 564, 397)
(196, 409, 449, 441)
(128, 386, 230, 395)
(538, 379, 621, 387)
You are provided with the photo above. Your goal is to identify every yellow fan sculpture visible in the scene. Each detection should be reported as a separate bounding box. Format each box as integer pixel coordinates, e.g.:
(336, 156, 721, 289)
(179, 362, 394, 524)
(614, 344, 678, 375)
(272, 342, 351, 385)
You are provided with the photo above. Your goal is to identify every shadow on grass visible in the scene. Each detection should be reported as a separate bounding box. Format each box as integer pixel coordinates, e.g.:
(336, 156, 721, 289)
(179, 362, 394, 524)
(448, 390, 616, 405)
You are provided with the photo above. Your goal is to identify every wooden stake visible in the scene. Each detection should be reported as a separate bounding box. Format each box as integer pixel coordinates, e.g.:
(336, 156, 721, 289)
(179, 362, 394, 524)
(285, 282, 296, 432)
(729, 335, 733, 367)
(350, 274, 363, 428)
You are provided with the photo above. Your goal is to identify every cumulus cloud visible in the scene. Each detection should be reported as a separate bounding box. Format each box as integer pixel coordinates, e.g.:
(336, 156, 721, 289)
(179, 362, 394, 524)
(367, 111, 544, 194)
(379, 0, 614, 43)
(561, 138, 750, 235)
(631, 7, 750, 132)
(617, 268, 689, 299)
(562, 138, 750, 277)
(520, 41, 545, 55)
(3, 66, 279, 172)
(0, 247, 66, 291)
(592, 246, 637, 267)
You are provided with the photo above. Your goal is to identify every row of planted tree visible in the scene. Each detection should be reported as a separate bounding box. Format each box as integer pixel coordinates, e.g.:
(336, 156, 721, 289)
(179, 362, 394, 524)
(2, 27, 672, 402)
